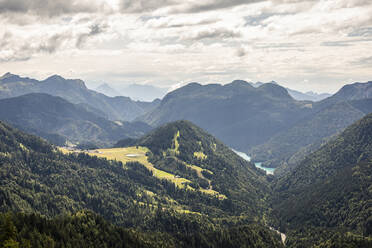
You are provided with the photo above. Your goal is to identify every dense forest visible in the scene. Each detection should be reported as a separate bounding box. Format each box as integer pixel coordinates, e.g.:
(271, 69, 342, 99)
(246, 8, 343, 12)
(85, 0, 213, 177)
(270, 113, 372, 247)
(1, 111, 372, 247)
(0, 120, 283, 247)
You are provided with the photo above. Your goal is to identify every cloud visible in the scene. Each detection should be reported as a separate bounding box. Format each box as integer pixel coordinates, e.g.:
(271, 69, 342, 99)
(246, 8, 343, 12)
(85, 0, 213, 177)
(0, 19, 109, 62)
(145, 16, 220, 29)
(182, 27, 241, 41)
(166, 0, 262, 14)
(76, 22, 109, 47)
(321, 38, 372, 47)
(348, 27, 372, 37)
(0, 0, 106, 17)
(351, 56, 372, 66)
(120, 0, 177, 13)
(236, 47, 247, 57)
(120, 0, 263, 14)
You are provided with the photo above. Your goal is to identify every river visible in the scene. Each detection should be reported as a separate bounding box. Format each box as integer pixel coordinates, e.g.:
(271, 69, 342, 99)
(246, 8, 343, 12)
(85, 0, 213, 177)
(232, 149, 276, 175)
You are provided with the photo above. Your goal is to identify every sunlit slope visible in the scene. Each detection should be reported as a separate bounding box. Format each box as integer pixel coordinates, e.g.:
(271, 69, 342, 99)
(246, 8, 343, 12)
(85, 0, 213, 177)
(115, 120, 271, 218)
(90, 147, 191, 187)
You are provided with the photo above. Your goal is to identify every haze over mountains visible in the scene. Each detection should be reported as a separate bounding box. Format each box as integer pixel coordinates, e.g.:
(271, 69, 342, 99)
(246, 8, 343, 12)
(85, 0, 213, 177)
(0, 93, 152, 146)
(0, 73, 159, 121)
(95, 82, 168, 101)
(248, 81, 331, 102)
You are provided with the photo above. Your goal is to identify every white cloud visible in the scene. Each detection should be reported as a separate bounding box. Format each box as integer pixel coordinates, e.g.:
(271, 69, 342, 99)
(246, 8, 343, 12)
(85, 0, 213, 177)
(0, 0, 371, 93)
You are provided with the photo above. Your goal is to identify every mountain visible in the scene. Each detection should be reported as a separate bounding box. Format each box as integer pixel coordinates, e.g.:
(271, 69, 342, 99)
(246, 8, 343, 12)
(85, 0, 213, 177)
(271, 114, 372, 246)
(248, 80, 331, 101)
(138, 80, 312, 153)
(118, 84, 169, 101)
(95, 82, 168, 101)
(250, 81, 372, 171)
(95, 83, 122, 97)
(0, 93, 152, 146)
(0, 120, 283, 247)
(116, 120, 271, 217)
(318, 81, 372, 108)
(0, 73, 159, 121)
(251, 98, 372, 169)
(286, 88, 331, 101)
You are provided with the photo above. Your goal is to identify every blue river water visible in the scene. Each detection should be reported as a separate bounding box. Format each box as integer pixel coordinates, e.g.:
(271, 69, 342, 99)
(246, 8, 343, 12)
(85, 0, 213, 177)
(232, 149, 275, 175)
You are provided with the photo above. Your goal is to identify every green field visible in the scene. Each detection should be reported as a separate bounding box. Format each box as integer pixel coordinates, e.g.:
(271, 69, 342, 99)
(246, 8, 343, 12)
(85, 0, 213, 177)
(59, 146, 225, 198)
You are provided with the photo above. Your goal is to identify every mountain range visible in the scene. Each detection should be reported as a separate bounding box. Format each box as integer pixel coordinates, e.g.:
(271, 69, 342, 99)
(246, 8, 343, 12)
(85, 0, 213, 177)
(0, 93, 152, 146)
(271, 113, 372, 246)
(138, 80, 313, 152)
(0, 70, 371, 247)
(0, 73, 159, 121)
(250, 81, 372, 171)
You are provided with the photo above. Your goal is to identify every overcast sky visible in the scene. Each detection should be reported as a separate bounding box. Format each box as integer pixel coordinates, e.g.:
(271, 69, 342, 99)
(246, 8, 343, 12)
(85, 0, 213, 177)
(1, 0, 371, 93)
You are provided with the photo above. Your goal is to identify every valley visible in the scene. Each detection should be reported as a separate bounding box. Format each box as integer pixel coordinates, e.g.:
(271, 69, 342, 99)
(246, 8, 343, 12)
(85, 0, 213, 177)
(0, 74, 371, 247)
(232, 149, 276, 175)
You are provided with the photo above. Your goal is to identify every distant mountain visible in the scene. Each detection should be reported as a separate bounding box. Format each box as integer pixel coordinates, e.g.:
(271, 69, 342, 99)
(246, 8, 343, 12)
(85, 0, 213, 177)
(95, 83, 121, 97)
(138, 80, 312, 152)
(248, 80, 331, 101)
(271, 113, 372, 246)
(287, 89, 331, 101)
(251, 98, 372, 169)
(0, 73, 159, 121)
(118, 84, 168, 101)
(0, 93, 152, 146)
(250, 81, 372, 170)
(319, 81, 372, 108)
(249, 81, 265, 88)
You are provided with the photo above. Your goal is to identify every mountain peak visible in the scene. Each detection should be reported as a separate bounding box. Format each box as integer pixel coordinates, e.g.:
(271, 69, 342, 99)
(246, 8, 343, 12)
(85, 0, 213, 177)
(333, 81, 372, 101)
(230, 80, 250, 85)
(258, 82, 292, 99)
(1, 72, 17, 79)
(0, 72, 34, 84)
(45, 74, 65, 81)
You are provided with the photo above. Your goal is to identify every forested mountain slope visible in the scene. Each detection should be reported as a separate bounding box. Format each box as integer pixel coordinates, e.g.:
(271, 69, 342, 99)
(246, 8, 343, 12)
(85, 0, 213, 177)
(271, 114, 372, 247)
(251, 98, 372, 170)
(0, 121, 282, 247)
(133, 120, 271, 216)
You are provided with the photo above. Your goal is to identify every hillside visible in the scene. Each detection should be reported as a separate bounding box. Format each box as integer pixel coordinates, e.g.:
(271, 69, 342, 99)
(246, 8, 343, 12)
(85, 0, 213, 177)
(0, 73, 159, 121)
(114, 120, 271, 217)
(0, 120, 282, 247)
(138, 81, 311, 152)
(251, 98, 372, 169)
(0, 93, 152, 146)
(271, 114, 372, 246)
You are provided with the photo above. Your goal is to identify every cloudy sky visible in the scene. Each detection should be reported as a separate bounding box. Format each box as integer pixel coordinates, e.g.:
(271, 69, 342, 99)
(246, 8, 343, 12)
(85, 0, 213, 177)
(1, 0, 372, 93)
